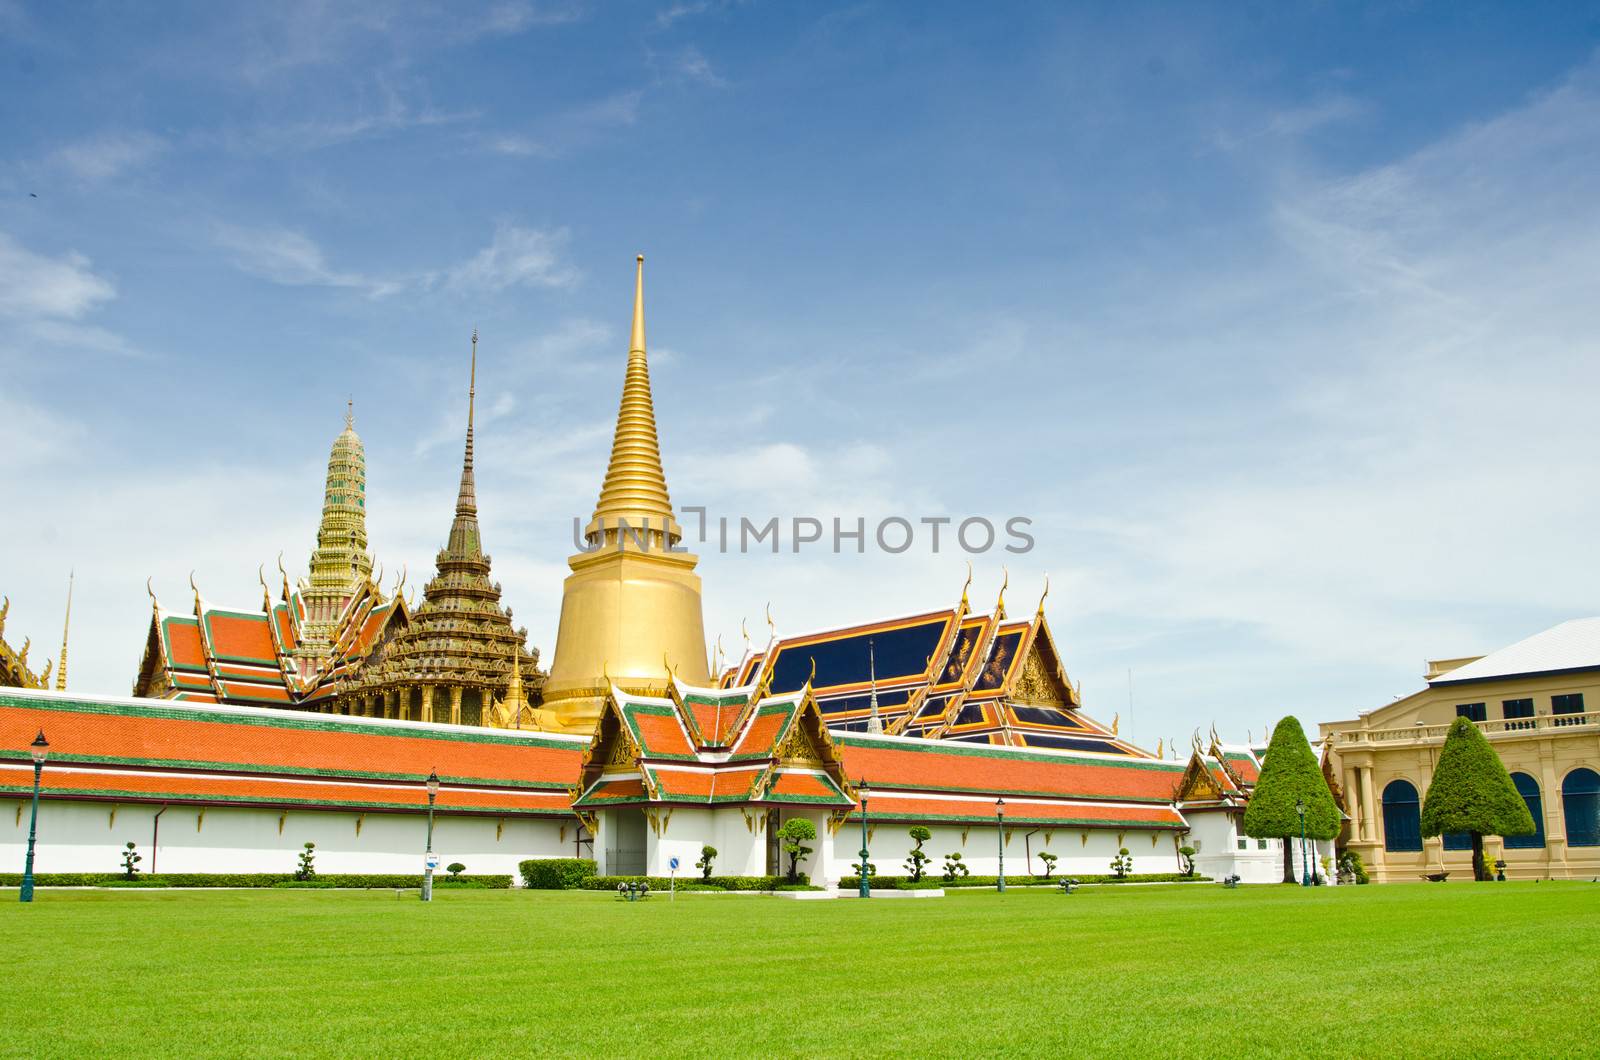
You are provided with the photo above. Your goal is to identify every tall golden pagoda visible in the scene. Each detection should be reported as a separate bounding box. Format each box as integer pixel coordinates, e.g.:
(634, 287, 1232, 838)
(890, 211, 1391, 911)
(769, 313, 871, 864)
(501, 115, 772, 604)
(543, 255, 709, 732)
(342, 332, 544, 726)
(295, 405, 374, 669)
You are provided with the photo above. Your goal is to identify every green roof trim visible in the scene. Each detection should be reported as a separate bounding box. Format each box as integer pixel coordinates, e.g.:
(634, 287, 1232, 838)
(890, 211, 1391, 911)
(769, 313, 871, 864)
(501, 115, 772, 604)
(0, 748, 571, 791)
(837, 733, 1184, 774)
(0, 784, 570, 817)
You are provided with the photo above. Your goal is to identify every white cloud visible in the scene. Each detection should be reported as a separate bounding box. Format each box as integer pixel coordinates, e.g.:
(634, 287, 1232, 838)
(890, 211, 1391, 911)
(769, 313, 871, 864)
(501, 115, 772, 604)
(675, 46, 727, 88)
(48, 131, 167, 183)
(213, 224, 403, 298)
(0, 233, 116, 319)
(444, 224, 579, 294)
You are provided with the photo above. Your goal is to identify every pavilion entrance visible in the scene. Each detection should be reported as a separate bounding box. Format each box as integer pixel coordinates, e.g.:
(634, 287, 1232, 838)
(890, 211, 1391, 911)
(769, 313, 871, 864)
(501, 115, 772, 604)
(607, 807, 647, 875)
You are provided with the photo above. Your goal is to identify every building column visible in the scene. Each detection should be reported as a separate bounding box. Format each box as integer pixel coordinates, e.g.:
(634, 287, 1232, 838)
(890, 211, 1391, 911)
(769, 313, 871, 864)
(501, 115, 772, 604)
(450, 686, 463, 726)
(383, 691, 396, 719)
(1540, 755, 1568, 874)
(1343, 765, 1361, 842)
(397, 688, 410, 722)
(421, 684, 434, 725)
(1359, 766, 1378, 843)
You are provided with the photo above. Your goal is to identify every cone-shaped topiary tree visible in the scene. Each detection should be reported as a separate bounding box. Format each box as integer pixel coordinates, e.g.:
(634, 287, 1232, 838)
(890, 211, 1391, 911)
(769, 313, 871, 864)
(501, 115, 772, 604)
(1242, 716, 1341, 883)
(1421, 716, 1535, 881)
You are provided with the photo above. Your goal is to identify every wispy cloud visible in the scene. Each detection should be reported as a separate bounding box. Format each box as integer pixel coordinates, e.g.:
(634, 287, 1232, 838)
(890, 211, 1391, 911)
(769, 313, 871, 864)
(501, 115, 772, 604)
(213, 224, 404, 298)
(442, 224, 580, 294)
(674, 45, 728, 88)
(0, 233, 116, 319)
(655, 1, 716, 29)
(48, 131, 167, 183)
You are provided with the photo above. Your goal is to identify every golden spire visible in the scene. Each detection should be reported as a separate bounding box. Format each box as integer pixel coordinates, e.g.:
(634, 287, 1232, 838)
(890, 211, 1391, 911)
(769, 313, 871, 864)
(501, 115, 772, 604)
(586, 255, 679, 545)
(55, 570, 73, 692)
(455, 329, 479, 522)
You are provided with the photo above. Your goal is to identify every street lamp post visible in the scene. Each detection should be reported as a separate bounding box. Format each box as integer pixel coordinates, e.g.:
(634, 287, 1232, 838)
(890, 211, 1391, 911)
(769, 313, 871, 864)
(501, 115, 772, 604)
(996, 797, 1006, 893)
(857, 779, 871, 898)
(20, 730, 48, 903)
(1296, 797, 1310, 887)
(422, 769, 440, 902)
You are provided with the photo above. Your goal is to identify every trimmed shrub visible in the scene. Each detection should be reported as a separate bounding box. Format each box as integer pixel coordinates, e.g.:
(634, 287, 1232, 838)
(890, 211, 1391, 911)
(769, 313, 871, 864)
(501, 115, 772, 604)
(1422, 717, 1537, 881)
(777, 819, 816, 882)
(294, 842, 316, 881)
(120, 842, 142, 880)
(519, 858, 598, 890)
(904, 826, 933, 882)
(446, 862, 466, 878)
(1243, 715, 1341, 883)
(697, 845, 717, 881)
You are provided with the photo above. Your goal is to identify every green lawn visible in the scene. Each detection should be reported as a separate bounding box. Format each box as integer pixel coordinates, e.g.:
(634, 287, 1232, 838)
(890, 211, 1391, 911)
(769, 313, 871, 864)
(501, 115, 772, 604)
(3, 882, 1595, 1057)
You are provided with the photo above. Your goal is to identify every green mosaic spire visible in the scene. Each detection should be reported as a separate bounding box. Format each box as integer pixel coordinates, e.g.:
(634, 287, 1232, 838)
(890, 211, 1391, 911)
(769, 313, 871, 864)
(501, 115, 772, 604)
(298, 403, 373, 658)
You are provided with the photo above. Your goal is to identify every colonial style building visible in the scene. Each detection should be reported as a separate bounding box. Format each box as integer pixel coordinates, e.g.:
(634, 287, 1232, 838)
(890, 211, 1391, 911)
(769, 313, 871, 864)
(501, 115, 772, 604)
(1322, 618, 1600, 882)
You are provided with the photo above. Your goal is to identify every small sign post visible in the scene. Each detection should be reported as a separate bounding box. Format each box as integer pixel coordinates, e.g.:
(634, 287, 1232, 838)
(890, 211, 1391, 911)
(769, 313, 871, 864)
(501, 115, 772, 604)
(669, 855, 680, 900)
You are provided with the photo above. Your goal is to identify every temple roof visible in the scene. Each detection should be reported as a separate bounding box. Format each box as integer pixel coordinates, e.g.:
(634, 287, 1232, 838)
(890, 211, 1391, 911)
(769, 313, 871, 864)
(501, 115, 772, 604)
(724, 581, 1148, 756)
(573, 679, 855, 810)
(0, 687, 586, 817)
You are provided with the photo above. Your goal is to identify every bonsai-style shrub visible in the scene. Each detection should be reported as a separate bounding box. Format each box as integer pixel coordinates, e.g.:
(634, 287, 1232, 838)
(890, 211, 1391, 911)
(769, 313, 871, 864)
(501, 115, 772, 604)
(120, 841, 142, 880)
(904, 826, 933, 881)
(294, 842, 316, 881)
(1177, 845, 1197, 877)
(447, 862, 466, 878)
(1422, 717, 1536, 881)
(1037, 851, 1058, 879)
(1110, 847, 1132, 879)
(697, 845, 718, 881)
(1242, 716, 1341, 883)
(942, 852, 970, 881)
(777, 819, 817, 882)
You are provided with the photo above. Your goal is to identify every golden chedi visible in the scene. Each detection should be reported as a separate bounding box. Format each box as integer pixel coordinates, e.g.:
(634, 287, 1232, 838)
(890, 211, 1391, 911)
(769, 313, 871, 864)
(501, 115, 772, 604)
(543, 256, 709, 733)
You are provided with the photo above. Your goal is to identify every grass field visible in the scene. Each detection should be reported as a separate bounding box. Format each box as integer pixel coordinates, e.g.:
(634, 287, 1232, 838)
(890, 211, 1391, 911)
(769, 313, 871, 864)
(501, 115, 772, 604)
(4, 882, 1597, 1057)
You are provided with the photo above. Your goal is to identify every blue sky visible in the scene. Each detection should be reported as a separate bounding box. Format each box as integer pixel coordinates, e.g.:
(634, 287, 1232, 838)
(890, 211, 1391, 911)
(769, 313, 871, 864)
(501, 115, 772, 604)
(4, 2, 1600, 752)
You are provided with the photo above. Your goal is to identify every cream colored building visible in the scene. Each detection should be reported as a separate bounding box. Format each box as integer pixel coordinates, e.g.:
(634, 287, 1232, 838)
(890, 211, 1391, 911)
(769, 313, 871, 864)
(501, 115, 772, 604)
(1322, 618, 1600, 882)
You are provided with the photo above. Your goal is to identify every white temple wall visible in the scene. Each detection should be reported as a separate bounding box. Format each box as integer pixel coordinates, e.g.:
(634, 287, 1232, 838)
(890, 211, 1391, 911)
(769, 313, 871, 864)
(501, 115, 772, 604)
(2, 798, 568, 879)
(1184, 809, 1341, 885)
(829, 821, 1185, 880)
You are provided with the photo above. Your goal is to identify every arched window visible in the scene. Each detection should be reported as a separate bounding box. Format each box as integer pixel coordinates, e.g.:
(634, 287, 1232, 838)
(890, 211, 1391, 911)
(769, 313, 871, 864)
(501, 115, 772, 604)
(1503, 772, 1545, 849)
(1563, 768, 1600, 847)
(1382, 779, 1422, 852)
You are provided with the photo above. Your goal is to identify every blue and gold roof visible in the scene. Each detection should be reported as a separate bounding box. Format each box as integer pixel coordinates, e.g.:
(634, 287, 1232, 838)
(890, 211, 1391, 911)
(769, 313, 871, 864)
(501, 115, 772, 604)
(723, 577, 1152, 757)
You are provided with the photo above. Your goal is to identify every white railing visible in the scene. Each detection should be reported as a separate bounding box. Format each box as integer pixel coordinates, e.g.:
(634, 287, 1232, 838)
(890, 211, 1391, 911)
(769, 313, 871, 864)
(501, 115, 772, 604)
(1332, 710, 1597, 748)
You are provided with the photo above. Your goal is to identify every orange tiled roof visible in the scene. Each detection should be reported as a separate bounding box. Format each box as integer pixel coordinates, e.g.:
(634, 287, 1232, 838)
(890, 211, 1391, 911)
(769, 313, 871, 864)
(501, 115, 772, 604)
(0, 688, 585, 816)
(838, 734, 1183, 803)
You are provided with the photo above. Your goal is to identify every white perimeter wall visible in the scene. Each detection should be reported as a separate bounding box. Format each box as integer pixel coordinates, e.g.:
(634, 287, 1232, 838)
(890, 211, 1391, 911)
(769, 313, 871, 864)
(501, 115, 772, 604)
(2, 798, 574, 880)
(1186, 809, 1339, 884)
(826, 821, 1185, 880)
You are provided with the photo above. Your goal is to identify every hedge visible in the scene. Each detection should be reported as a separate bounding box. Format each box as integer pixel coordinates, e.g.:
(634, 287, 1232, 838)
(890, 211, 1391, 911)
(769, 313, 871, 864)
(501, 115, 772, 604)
(0, 873, 512, 889)
(518, 858, 598, 890)
(579, 873, 809, 892)
(835, 872, 1211, 889)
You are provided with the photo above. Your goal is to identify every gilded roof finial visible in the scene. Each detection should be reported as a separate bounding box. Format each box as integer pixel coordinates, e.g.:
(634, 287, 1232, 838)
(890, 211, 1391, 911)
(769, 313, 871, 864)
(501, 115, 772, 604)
(0, 595, 8, 637)
(586, 254, 680, 546)
(145, 578, 158, 614)
(1036, 572, 1049, 617)
(996, 566, 1009, 616)
(1111, 711, 1119, 736)
(959, 561, 972, 611)
(765, 602, 775, 640)
(52, 569, 72, 693)
(189, 570, 201, 611)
